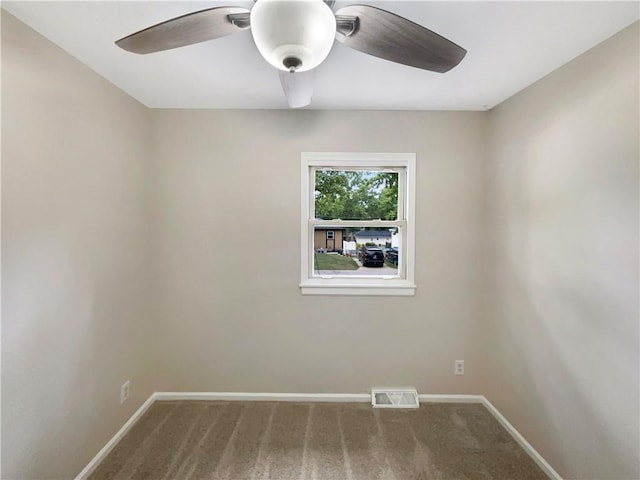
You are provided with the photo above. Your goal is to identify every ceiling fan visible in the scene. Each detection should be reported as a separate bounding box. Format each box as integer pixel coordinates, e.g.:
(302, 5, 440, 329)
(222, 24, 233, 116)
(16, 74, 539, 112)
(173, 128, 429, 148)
(115, 0, 466, 108)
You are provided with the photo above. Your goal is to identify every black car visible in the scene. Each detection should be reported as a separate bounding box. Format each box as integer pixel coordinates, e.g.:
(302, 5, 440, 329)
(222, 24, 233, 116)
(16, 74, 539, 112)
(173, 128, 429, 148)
(360, 246, 384, 267)
(385, 247, 399, 266)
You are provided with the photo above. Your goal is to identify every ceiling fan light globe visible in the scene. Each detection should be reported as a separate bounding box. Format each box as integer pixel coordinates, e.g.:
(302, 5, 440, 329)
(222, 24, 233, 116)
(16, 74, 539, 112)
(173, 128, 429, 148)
(250, 0, 336, 72)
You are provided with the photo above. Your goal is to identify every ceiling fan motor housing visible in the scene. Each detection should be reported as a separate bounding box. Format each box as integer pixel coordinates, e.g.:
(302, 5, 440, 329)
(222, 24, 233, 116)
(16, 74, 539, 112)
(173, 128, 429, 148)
(250, 0, 337, 72)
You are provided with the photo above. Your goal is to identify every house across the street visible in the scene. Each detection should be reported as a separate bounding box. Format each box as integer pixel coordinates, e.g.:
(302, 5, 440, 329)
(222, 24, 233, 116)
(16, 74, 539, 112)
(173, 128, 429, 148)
(355, 229, 392, 247)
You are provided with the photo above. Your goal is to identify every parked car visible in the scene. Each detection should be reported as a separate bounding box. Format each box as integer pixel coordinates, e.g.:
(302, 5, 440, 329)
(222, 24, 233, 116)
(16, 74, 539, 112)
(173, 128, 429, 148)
(385, 247, 399, 266)
(359, 246, 384, 267)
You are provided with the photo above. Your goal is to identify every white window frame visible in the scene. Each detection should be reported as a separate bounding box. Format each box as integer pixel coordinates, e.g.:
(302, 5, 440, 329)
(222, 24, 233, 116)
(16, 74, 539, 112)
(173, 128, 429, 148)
(300, 152, 416, 296)
(326, 230, 334, 240)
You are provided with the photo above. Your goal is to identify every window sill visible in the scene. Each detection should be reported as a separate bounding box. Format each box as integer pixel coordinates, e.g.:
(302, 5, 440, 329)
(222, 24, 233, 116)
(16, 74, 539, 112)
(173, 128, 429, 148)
(299, 282, 416, 296)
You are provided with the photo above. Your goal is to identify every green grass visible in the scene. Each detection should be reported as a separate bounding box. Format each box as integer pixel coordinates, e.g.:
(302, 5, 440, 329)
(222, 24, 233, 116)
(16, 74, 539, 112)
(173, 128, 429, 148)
(314, 253, 359, 270)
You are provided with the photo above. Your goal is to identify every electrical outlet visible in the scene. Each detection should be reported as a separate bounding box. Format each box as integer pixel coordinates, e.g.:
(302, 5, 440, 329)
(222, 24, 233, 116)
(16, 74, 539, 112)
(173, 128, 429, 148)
(454, 360, 464, 375)
(120, 380, 130, 404)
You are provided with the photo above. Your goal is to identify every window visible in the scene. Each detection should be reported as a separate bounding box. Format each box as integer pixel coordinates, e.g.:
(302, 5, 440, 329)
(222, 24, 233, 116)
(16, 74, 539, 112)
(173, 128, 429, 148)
(300, 152, 416, 296)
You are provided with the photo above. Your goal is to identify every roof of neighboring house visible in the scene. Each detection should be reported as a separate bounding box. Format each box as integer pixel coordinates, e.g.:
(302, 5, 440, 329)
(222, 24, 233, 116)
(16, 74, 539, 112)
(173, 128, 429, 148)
(315, 227, 346, 230)
(355, 230, 392, 238)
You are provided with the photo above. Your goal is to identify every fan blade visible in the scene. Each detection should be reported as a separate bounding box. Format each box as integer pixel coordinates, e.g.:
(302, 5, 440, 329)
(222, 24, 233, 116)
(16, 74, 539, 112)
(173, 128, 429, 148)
(279, 70, 315, 108)
(116, 7, 251, 54)
(334, 5, 466, 73)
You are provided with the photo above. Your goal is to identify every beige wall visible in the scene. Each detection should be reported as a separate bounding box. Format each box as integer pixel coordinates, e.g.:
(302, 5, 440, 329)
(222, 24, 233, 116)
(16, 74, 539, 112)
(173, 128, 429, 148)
(485, 22, 639, 480)
(2, 12, 156, 479)
(152, 109, 488, 394)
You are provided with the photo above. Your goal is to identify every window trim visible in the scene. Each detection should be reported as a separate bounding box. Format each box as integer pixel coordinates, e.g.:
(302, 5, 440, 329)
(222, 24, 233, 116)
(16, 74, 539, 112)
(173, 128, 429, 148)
(326, 230, 334, 240)
(300, 152, 416, 296)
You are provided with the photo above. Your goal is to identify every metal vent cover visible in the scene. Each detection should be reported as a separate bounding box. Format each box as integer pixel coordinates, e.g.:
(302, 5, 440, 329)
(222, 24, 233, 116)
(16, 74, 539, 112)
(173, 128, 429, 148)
(371, 388, 419, 408)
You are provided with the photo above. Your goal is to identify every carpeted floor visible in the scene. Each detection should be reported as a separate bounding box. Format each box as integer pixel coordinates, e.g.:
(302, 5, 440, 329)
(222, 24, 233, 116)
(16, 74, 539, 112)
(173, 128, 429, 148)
(88, 401, 548, 480)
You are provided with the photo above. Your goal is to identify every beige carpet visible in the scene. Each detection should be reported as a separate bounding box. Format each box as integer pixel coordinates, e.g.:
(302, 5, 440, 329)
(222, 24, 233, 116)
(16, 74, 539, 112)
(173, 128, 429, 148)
(89, 401, 548, 480)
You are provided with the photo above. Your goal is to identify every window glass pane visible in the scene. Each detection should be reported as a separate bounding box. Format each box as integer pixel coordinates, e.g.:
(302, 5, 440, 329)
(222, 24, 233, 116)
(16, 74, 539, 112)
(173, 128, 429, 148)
(313, 226, 400, 277)
(314, 170, 398, 220)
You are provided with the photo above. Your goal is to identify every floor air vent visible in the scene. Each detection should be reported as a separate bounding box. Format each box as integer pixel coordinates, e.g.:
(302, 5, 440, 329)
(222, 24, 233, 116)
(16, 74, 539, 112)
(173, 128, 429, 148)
(371, 388, 419, 408)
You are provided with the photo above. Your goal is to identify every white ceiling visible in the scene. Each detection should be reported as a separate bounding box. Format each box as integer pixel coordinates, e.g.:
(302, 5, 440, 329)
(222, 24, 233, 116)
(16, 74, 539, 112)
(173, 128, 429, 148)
(3, 1, 638, 110)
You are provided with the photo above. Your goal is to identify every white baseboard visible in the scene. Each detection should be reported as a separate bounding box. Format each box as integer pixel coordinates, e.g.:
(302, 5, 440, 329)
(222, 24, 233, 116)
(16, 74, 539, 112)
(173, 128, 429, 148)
(75, 391, 561, 480)
(154, 391, 371, 402)
(481, 397, 562, 480)
(157, 392, 485, 404)
(74, 395, 156, 480)
(418, 394, 484, 403)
